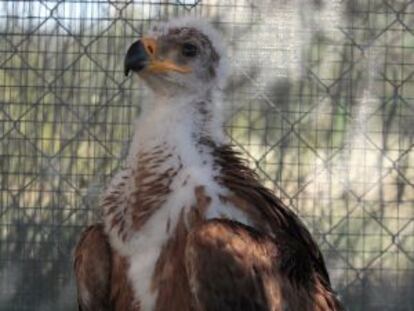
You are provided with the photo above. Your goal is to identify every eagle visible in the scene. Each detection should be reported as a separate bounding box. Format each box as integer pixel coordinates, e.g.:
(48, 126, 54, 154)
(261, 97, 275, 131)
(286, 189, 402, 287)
(74, 17, 344, 311)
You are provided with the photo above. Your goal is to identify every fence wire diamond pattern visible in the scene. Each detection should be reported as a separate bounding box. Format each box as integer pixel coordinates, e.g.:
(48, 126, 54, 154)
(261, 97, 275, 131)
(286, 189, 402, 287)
(0, 1, 413, 310)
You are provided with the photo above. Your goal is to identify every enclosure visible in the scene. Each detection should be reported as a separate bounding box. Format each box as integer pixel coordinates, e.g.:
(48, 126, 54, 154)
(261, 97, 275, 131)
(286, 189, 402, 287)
(1, 0, 413, 310)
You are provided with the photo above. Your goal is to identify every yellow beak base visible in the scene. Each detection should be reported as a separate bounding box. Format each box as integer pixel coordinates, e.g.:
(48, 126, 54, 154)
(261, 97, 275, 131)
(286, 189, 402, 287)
(141, 37, 192, 74)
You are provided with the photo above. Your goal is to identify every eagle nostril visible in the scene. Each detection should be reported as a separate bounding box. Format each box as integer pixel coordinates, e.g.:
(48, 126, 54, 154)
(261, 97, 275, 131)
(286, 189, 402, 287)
(140, 37, 157, 56)
(147, 45, 154, 55)
(147, 44, 155, 55)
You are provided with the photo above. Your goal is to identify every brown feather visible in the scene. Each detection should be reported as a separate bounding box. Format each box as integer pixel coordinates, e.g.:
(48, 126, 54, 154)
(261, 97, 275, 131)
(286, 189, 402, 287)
(74, 224, 139, 311)
(186, 219, 284, 311)
(74, 224, 112, 311)
(103, 146, 181, 243)
(151, 211, 193, 311)
(74, 139, 344, 310)
(211, 143, 344, 310)
(151, 186, 212, 311)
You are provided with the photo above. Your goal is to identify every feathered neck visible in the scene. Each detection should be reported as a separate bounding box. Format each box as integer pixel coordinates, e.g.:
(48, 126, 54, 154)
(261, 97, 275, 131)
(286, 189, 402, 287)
(127, 89, 226, 167)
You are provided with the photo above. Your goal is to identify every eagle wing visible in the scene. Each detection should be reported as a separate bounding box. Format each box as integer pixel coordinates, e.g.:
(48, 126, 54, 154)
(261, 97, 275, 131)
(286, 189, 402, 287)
(186, 219, 342, 311)
(74, 224, 138, 311)
(208, 144, 345, 310)
(74, 224, 112, 311)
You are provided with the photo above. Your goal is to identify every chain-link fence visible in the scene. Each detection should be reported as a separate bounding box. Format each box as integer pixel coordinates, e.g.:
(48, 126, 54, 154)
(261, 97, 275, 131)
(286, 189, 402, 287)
(1, 0, 413, 310)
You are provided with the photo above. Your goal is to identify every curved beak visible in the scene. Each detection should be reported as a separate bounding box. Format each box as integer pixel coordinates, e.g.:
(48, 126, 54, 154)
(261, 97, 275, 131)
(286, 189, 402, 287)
(124, 37, 192, 77)
(124, 40, 148, 76)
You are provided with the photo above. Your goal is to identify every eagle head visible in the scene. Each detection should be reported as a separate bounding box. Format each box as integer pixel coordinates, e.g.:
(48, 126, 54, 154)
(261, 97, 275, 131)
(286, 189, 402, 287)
(124, 17, 228, 95)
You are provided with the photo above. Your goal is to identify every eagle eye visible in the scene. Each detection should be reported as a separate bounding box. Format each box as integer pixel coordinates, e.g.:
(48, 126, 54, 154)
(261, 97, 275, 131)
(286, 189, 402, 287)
(181, 43, 198, 57)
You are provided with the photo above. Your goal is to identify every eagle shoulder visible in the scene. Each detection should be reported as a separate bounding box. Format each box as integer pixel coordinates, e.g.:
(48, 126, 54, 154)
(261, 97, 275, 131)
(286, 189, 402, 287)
(74, 224, 112, 311)
(74, 224, 139, 311)
(185, 219, 344, 311)
(212, 144, 345, 310)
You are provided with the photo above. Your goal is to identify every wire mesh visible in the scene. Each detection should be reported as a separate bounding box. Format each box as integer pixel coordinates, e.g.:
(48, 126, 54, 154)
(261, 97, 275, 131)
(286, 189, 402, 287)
(0, 0, 413, 310)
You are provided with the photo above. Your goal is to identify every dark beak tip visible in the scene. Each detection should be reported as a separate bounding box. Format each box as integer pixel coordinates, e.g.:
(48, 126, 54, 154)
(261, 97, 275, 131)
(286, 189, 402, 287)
(124, 40, 148, 77)
(124, 66, 130, 77)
